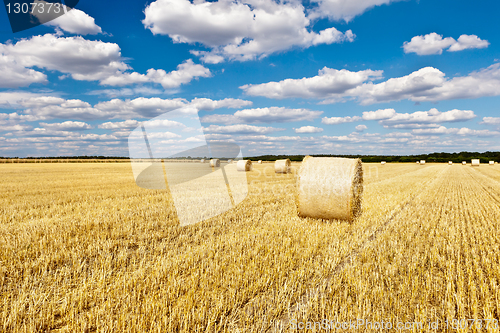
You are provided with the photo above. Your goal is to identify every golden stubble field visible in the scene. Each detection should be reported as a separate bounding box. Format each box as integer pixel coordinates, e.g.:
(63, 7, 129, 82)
(1, 162, 500, 332)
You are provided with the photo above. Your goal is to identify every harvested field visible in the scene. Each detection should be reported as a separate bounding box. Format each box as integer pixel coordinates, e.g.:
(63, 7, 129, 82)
(1, 163, 499, 332)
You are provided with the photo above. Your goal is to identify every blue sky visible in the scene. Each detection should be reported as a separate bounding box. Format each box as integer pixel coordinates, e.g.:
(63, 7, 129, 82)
(1, 0, 500, 157)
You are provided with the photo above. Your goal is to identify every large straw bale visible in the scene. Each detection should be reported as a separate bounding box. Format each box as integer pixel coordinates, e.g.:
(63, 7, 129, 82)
(381, 161, 386, 165)
(448, 161, 453, 165)
(297, 156, 363, 221)
(275, 159, 291, 173)
(420, 160, 426, 165)
(490, 161, 495, 165)
(210, 159, 220, 167)
(462, 161, 466, 165)
(471, 159, 480, 166)
(237, 160, 252, 171)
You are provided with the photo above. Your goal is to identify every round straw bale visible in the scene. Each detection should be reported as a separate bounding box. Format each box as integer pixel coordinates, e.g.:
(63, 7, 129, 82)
(237, 159, 252, 171)
(381, 161, 386, 165)
(420, 160, 426, 165)
(416, 161, 420, 164)
(297, 156, 363, 221)
(471, 159, 480, 166)
(200, 159, 205, 163)
(490, 161, 495, 165)
(209, 159, 220, 167)
(462, 161, 466, 165)
(275, 159, 291, 173)
(257, 160, 262, 164)
(448, 161, 453, 165)
(227, 159, 232, 164)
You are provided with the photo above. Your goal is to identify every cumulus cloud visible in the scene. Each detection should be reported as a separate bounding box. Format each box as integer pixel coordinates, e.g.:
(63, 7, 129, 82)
(0, 56, 47, 88)
(95, 97, 251, 119)
(294, 126, 323, 133)
(0, 33, 209, 89)
(188, 98, 253, 111)
(355, 124, 367, 131)
(403, 33, 489, 55)
(480, 117, 500, 125)
(201, 107, 322, 124)
(321, 115, 361, 125)
(308, 0, 403, 22)
(19, 96, 107, 120)
(241, 67, 382, 99)
(412, 126, 500, 136)
(242, 63, 500, 104)
(14, 96, 252, 121)
(362, 108, 396, 120)
(0, 91, 59, 108)
(98, 120, 141, 130)
(44, 8, 103, 35)
(203, 124, 285, 134)
(143, 0, 355, 62)
(100, 59, 211, 88)
(369, 108, 476, 128)
(39, 121, 93, 130)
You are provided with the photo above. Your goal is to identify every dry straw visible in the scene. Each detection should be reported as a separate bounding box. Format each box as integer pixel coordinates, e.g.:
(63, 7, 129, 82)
(381, 161, 386, 165)
(449, 161, 453, 165)
(490, 161, 495, 165)
(297, 156, 363, 221)
(472, 159, 480, 166)
(237, 160, 252, 171)
(200, 159, 205, 163)
(462, 161, 466, 165)
(416, 161, 420, 164)
(258, 160, 262, 164)
(420, 160, 426, 165)
(275, 159, 291, 173)
(210, 159, 220, 167)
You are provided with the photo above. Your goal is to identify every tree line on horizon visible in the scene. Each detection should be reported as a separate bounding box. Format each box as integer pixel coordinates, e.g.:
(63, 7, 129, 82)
(2, 151, 500, 163)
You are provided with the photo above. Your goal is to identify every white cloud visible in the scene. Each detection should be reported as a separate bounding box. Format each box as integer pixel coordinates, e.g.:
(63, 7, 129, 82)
(244, 63, 500, 104)
(241, 67, 382, 99)
(455, 128, 500, 136)
(352, 67, 446, 104)
(448, 34, 490, 52)
(403, 33, 489, 55)
(0, 56, 47, 88)
(14, 96, 253, 121)
(377, 108, 476, 128)
(0, 91, 59, 108)
(0, 124, 33, 132)
(39, 121, 93, 130)
(98, 120, 141, 130)
(143, 0, 355, 62)
(87, 87, 167, 98)
(355, 124, 367, 131)
(19, 97, 107, 120)
(95, 97, 251, 119)
(412, 126, 500, 137)
(321, 115, 360, 125)
(294, 126, 323, 133)
(362, 108, 396, 120)
(480, 117, 500, 125)
(202, 107, 322, 124)
(308, 0, 402, 22)
(412, 126, 457, 135)
(188, 98, 253, 111)
(0, 34, 209, 88)
(100, 59, 211, 88)
(45, 8, 103, 35)
(203, 124, 285, 134)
